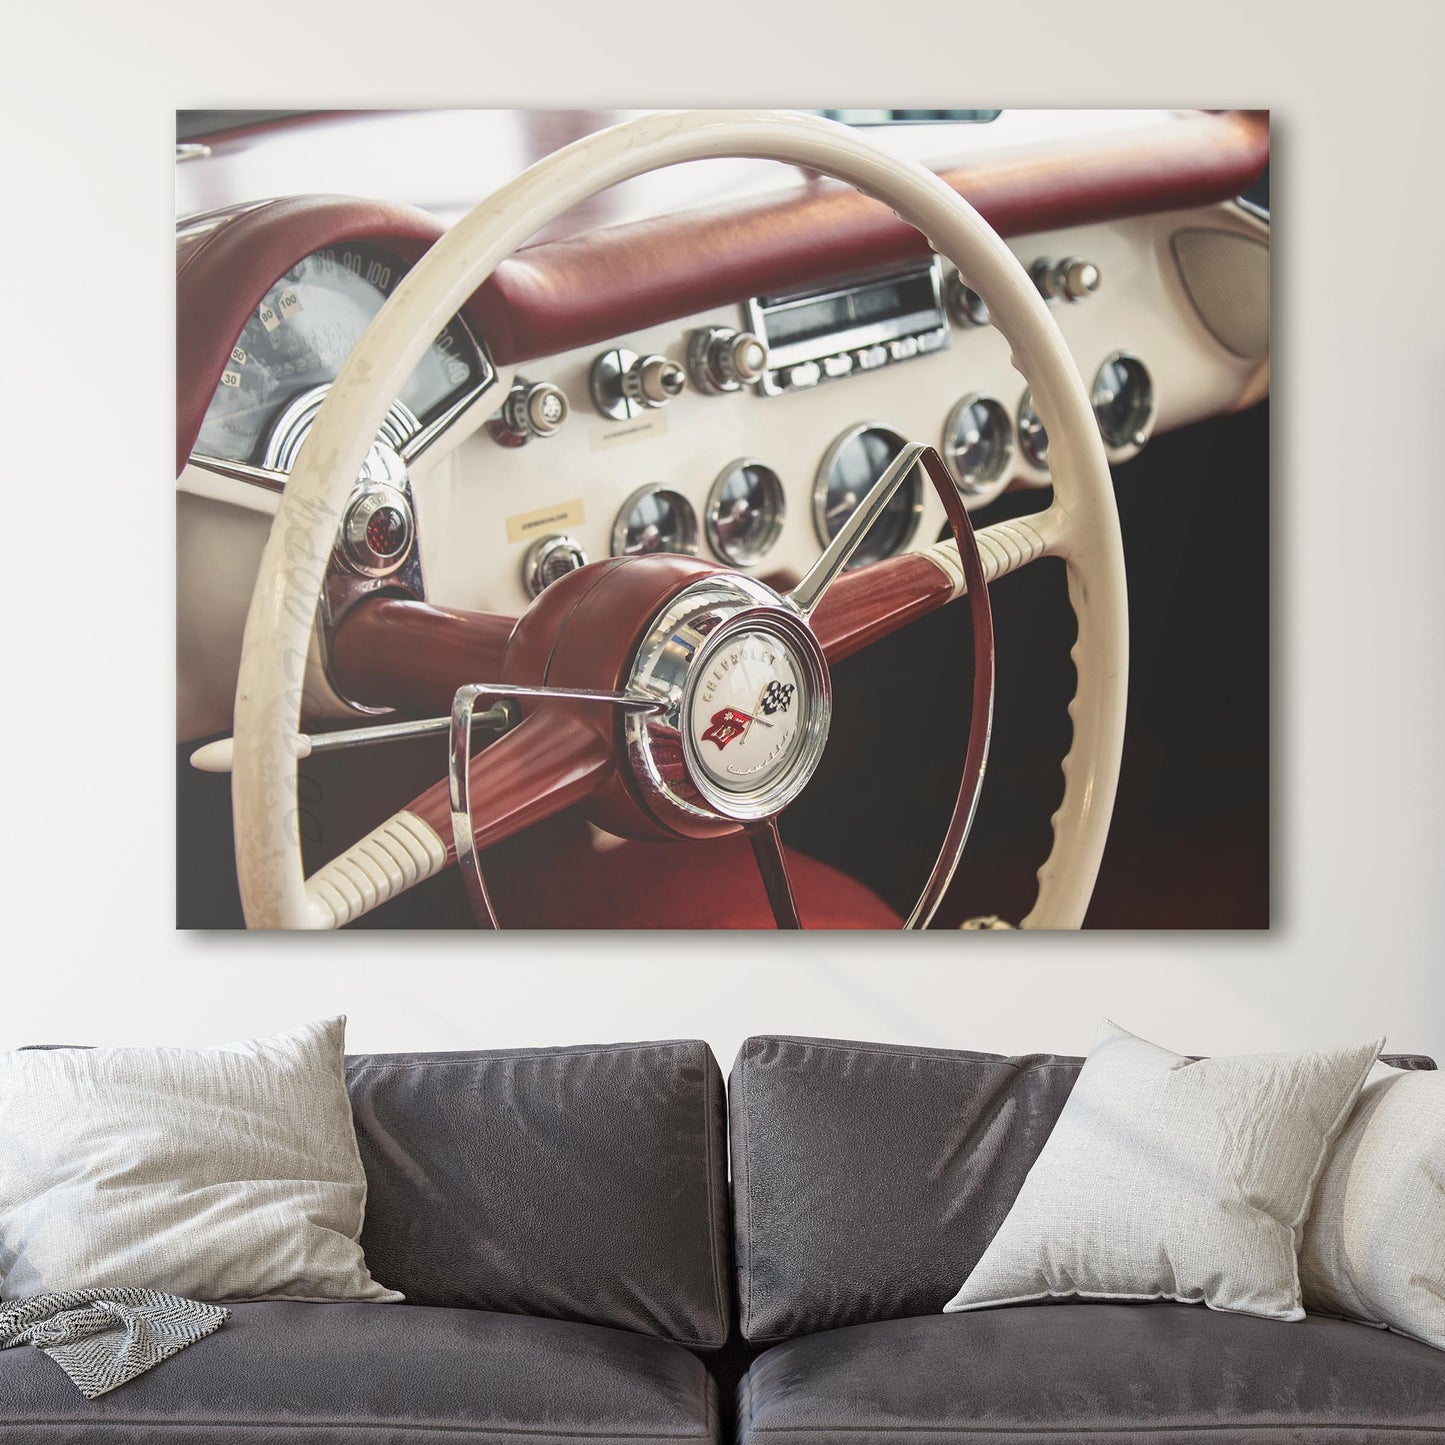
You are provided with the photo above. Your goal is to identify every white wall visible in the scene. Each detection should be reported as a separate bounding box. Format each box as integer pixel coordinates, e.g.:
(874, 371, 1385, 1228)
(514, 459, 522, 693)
(6, 3, 1443, 1069)
(8, 943, 1443, 1071)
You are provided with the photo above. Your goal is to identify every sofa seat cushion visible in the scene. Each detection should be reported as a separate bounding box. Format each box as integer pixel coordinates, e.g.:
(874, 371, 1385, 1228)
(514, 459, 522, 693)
(0, 1301, 719, 1443)
(736, 1304, 1445, 1444)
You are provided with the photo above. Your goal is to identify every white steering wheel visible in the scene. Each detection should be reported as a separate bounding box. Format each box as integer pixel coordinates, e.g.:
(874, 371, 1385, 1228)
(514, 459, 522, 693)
(230, 110, 1127, 929)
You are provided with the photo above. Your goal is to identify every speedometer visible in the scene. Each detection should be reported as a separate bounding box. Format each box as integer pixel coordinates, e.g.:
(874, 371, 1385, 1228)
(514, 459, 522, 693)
(192, 242, 488, 470)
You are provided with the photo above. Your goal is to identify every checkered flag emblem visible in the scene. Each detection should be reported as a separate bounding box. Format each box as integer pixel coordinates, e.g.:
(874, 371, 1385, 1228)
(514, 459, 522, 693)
(760, 681, 795, 716)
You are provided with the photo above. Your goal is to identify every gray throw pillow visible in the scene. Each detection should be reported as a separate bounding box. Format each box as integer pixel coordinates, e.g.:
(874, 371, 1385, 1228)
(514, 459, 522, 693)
(1299, 1063, 1444, 1348)
(0, 1017, 401, 1303)
(944, 1020, 1382, 1321)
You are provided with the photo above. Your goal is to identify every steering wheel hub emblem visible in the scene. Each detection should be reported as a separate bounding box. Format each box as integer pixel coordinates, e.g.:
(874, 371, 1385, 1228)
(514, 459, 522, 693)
(692, 635, 801, 775)
(625, 575, 832, 824)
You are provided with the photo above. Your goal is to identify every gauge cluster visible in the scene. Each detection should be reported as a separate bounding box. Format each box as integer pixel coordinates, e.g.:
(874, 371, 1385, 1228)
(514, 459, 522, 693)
(191, 240, 491, 478)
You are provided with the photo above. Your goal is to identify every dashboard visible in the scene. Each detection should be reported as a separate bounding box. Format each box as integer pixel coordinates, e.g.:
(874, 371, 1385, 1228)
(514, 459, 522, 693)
(176, 110, 1269, 745)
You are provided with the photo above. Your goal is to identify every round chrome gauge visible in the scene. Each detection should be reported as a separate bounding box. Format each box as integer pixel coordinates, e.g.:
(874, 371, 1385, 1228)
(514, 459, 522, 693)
(1092, 351, 1155, 449)
(943, 394, 1014, 493)
(611, 485, 699, 557)
(814, 423, 924, 568)
(706, 460, 786, 566)
(1017, 390, 1050, 470)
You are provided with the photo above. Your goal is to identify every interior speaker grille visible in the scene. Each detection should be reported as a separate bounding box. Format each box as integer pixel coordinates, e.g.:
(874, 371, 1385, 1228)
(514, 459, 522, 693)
(1171, 228, 1270, 361)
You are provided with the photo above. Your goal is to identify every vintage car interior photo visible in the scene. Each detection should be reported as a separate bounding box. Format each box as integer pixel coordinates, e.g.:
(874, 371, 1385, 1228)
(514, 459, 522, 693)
(175, 107, 1270, 929)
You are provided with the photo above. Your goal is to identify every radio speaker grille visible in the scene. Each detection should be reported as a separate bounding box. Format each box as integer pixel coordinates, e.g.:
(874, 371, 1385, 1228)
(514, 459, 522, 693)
(1171, 228, 1269, 361)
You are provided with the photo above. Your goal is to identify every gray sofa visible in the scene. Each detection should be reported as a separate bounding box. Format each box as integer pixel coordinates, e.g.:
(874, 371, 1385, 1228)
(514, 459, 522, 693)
(0, 1036, 1440, 1443)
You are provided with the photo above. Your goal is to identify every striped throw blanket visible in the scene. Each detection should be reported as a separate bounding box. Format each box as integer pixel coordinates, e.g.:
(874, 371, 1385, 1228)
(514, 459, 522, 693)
(0, 1288, 230, 1397)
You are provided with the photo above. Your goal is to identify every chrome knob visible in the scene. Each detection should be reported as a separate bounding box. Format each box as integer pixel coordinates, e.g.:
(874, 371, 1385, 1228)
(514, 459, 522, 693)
(524, 534, 589, 597)
(622, 353, 687, 408)
(591, 348, 686, 419)
(491, 378, 569, 446)
(687, 326, 770, 392)
(339, 484, 414, 578)
(946, 273, 990, 328)
(1057, 256, 1101, 301)
(1031, 256, 1101, 303)
(502, 379, 569, 440)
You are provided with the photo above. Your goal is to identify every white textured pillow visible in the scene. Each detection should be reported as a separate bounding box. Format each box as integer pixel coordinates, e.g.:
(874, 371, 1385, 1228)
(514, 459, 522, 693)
(0, 1017, 401, 1304)
(1299, 1063, 1444, 1347)
(944, 1021, 1383, 1321)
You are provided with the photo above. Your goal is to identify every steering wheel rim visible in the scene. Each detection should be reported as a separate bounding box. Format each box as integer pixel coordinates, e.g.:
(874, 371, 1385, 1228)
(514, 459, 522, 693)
(231, 109, 1127, 930)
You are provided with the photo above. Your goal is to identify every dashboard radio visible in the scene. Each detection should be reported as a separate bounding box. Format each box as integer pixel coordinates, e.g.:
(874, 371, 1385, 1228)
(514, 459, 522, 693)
(746, 258, 948, 396)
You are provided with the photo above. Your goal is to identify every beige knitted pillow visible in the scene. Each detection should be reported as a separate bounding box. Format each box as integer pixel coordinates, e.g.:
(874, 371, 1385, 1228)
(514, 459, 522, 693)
(944, 1021, 1382, 1321)
(0, 1017, 401, 1304)
(1299, 1063, 1444, 1348)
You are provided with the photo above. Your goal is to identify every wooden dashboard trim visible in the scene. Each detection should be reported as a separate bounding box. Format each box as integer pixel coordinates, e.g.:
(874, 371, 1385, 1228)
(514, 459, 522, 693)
(472, 110, 1269, 364)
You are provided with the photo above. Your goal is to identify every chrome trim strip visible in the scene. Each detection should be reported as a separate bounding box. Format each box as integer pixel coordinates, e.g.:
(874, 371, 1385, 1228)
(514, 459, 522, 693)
(186, 455, 288, 493)
(400, 310, 496, 462)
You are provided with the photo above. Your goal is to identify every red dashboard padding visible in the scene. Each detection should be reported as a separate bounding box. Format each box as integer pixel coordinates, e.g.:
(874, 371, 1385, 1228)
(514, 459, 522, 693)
(483, 820, 902, 930)
(472, 111, 1270, 364)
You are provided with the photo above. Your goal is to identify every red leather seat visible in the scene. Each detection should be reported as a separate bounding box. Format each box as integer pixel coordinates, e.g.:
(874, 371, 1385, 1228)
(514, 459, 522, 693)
(485, 816, 901, 929)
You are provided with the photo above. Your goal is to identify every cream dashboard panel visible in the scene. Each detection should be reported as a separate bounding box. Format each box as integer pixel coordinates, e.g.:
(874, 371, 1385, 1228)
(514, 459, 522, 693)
(176, 198, 1266, 741)
(414, 199, 1266, 617)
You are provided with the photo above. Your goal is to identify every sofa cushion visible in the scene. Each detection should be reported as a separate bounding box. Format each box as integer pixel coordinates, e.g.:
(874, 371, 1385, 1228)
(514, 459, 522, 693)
(736, 1304, 1445, 1444)
(347, 1040, 730, 1347)
(0, 1301, 720, 1444)
(730, 1035, 1081, 1342)
(729, 1034, 1437, 1343)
